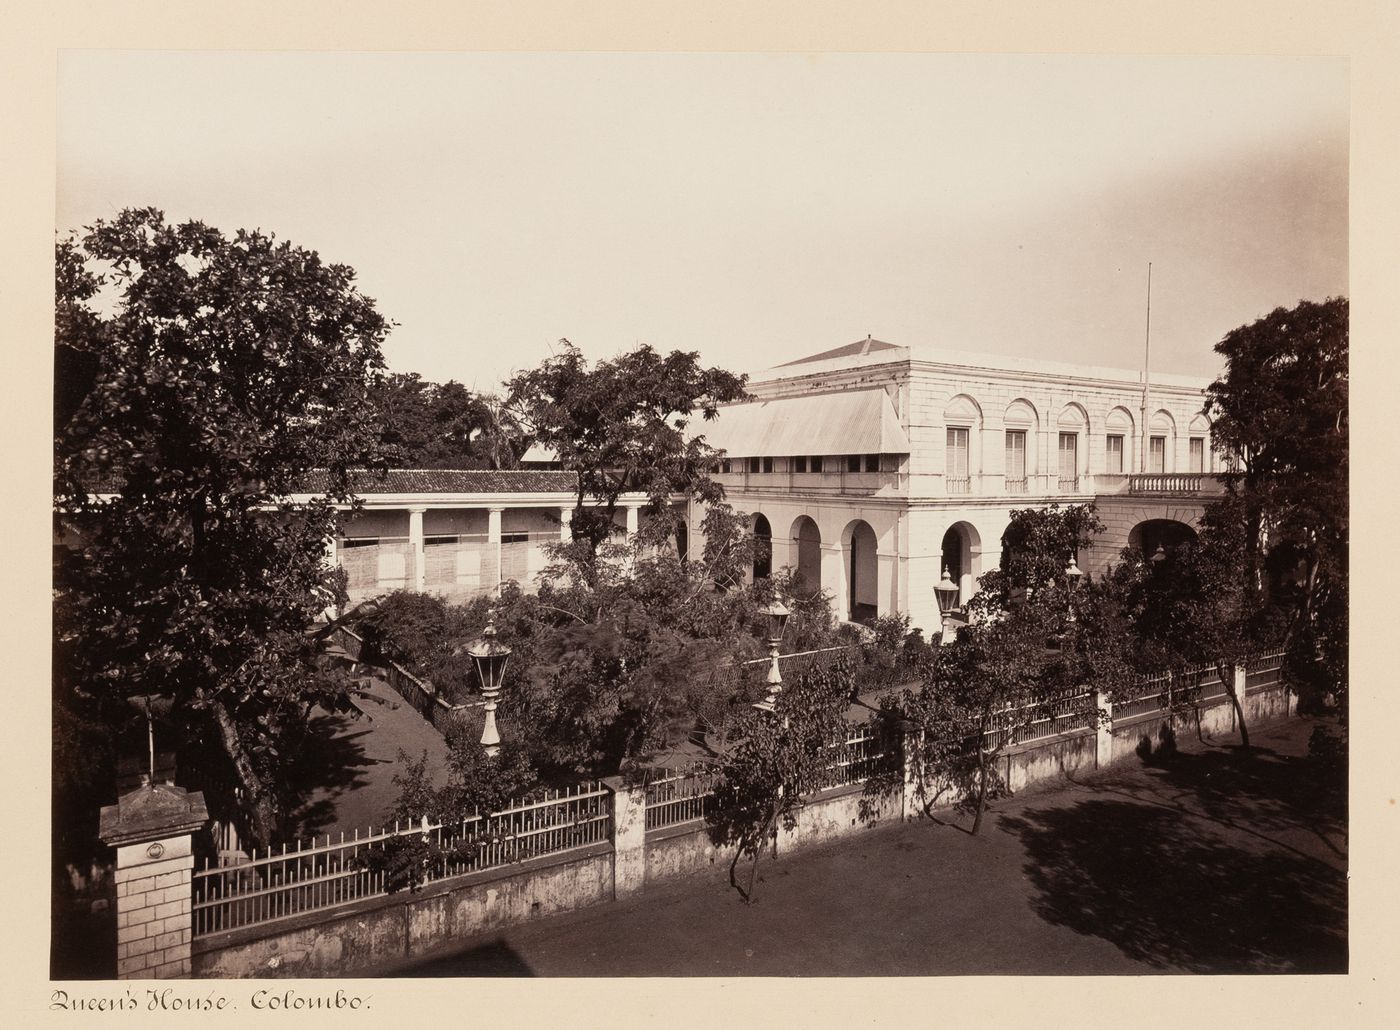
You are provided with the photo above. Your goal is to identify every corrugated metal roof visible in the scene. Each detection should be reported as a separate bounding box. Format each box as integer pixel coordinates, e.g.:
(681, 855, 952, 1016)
(695, 389, 910, 458)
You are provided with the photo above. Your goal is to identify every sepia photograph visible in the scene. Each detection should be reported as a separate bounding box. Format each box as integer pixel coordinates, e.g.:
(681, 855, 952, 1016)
(50, 49, 1348, 983)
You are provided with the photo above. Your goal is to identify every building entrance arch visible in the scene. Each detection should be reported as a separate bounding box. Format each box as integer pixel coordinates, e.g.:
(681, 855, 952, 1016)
(1128, 518, 1198, 558)
(940, 520, 984, 606)
(841, 519, 879, 625)
(752, 513, 773, 580)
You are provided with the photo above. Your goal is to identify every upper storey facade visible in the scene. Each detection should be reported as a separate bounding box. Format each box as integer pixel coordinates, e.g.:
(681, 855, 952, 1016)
(703, 337, 1217, 503)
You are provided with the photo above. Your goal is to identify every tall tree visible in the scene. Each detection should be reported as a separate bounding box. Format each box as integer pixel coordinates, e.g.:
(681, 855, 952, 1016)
(969, 503, 1104, 620)
(884, 606, 1056, 834)
(504, 340, 748, 558)
(373, 372, 524, 469)
(1204, 297, 1348, 699)
(1109, 506, 1263, 748)
(54, 208, 393, 846)
(706, 658, 854, 902)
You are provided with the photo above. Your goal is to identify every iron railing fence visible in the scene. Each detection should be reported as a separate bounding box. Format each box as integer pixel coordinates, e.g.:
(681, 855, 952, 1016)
(1245, 648, 1286, 692)
(643, 768, 719, 830)
(641, 722, 897, 831)
(192, 782, 611, 938)
(1114, 658, 1260, 721)
(813, 724, 896, 790)
(976, 689, 1096, 750)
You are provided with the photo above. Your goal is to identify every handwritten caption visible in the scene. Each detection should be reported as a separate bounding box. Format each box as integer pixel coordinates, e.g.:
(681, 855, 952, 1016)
(51, 988, 371, 1012)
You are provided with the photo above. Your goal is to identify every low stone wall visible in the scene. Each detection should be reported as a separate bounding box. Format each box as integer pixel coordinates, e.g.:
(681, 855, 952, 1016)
(192, 844, 614, 978)
(1110, 683, 1289, 763)
(644, 781, 902, 889)
(645, 822, 736, 885)
(783, 783, 900, 854)
(332, 625, 474, 737)
(162, 670, 1291, 979)
(1003, 727, 1098, 793)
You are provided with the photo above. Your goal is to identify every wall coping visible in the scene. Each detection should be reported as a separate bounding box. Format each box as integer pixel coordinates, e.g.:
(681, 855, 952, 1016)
(1000, 725, 1095, 759)
(645, 818, 710, 844)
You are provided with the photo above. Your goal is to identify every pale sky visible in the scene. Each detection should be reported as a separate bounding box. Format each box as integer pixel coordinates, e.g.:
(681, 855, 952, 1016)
(57, 52, 1347, 390)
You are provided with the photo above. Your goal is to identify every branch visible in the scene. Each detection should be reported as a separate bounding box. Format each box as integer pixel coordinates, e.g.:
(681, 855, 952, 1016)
(534, 603, 589, 625)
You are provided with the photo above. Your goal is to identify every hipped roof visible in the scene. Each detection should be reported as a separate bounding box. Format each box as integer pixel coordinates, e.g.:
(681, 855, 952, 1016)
(695, 388, 910, 458)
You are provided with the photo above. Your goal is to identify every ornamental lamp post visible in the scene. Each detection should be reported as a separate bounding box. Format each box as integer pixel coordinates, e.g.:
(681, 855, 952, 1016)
(753, 597, 791, 713)
(934, 566, 960, 644)
(459, 608, 511, 758)
(1064, 556, 1084, 625)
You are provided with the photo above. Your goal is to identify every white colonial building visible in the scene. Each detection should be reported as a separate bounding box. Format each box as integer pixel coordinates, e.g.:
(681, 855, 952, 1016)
(689, 337, 1224, 635)
(299, 469, 651, 608)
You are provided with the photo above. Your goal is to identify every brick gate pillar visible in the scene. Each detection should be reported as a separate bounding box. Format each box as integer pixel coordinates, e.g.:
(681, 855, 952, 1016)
(99, 780, 209, 979)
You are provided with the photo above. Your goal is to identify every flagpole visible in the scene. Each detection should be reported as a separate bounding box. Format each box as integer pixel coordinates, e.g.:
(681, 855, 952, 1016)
(1140, 262, 1152, 474)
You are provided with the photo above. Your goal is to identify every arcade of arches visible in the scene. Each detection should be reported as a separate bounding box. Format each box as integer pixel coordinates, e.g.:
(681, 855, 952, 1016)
(733, 506, 1202, 628)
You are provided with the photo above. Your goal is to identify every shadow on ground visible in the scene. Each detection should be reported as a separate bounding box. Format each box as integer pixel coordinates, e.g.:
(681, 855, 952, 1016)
(1000, 740, 1347, 973)
(410, 938, 536, 977)
(279, 712, 378, 840)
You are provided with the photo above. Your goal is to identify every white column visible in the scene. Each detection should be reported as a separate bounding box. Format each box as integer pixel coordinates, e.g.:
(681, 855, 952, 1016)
(903, 510, 944, 638)
(559, 506, 573, 543)
(877, 549, 898, 621)
(821, 543, 847, 621)
(408, 507, 426, 593)
(487, 507, 503, 593)
(625, 503, 640, 538)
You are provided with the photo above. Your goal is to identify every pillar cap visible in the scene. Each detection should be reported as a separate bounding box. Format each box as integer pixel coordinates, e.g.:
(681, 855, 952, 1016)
(99, 781, 209, 848)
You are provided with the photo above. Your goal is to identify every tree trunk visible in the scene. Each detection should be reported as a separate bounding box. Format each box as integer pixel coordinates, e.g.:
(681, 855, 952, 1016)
(743, 797, 783, 904)
(971, 747, 989, 835)
(211, 701, 279, 847)
(1219, 661, 1251, 750)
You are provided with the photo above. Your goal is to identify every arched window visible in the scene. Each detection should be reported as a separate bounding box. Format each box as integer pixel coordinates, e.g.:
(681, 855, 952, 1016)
(944, 394, 983, 495)
(1105, 406, 1135, 474)
(1149, 410, 1176, 474)
(1003, 399, 1038, 493)
(752, 513, 772, 580)
(1057, 403, 1089, 492)
(1188, 413, 1211, 473)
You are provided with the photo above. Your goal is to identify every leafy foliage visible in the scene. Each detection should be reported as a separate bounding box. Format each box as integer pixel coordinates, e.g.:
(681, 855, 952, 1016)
(969, 503, 1104, 619)
(373, 372, 524, 469)
(1103, 507, 1264, 746)
(359, 741, 539, 894)
(879, 606, 1058, 834)
(707, 657, 855, 901)
(53, 208, 392, 846)
(505, 340, 748, 557)
(1204, 297, 1348, 709)
(353, 590, 481, 698)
